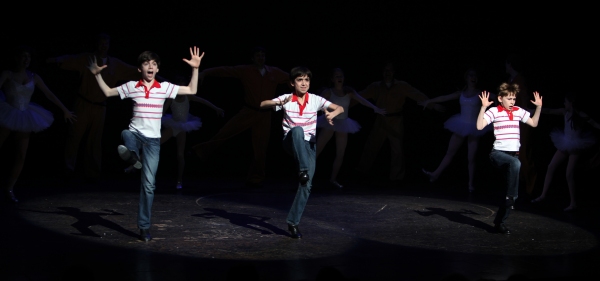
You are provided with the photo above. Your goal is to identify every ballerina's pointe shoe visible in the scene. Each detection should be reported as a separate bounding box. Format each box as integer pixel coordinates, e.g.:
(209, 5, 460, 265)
(422, 169, 437, 183)
(124, 165, 136, 173)
(531, 196, 545, 203)
(564, 205, 577, 212)
(6, 190, 18, 204)
(330, 180, 343, 189)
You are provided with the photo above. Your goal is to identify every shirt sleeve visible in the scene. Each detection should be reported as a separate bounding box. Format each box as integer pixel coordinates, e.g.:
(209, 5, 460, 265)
(359, 82, 378, 100)
(403, 81, 429, 103)
(272, 94, 288, 111)
(483, 109, 494, 125)
(117, 81, 134, 99)
(520, 109, 531, 123)
(204, 65, 243, 78)
(318, 96, 332, 111)
(271, 67, 290, 84)
(164, 82, 180, 99)
(57, 53, 87, 72)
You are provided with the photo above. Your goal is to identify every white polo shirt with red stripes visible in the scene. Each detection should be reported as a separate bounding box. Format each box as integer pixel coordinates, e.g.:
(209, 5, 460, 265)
(274, 92, 331, 143)
(483, 105, 531, 152)
(117, 80, 180, 138)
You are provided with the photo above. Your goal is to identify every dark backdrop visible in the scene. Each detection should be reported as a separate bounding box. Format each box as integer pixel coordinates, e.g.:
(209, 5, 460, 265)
(1, 3, 597, 189)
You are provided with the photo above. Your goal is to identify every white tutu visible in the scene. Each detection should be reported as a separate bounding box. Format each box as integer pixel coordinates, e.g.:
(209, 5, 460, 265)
(443, 114, 491, 137)
(316, 115, 361, 133)
(161, 113, 202, 136)
(0, 101, 54, 132)
(550, 127, 597, 153)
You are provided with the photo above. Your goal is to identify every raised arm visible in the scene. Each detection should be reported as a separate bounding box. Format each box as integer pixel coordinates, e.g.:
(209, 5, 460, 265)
(580, 111, 600, 130)
(260, 95, 292, 109)
(177, 47, 204, 95)
(349, 90, 386, 115)
(525, 91, 543, 127)
(324, 103, 344, 125)
(417, 91, 461, 109)
(86, 56, 119, 97)
(33, 74, 77, 123)
(189, 95, 225, 117)
(541, 107, 565, 115)
(476, 91, 494, 130)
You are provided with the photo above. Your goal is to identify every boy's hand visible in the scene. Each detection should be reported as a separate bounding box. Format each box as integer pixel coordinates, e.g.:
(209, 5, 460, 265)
(479, 91, 493, 108)
(281, 95, 292, 105)
(325, 111, 336, 125)
(86, 56, 107, 75)
(530, 91, 543, 107)
(183, 46, 205, 69)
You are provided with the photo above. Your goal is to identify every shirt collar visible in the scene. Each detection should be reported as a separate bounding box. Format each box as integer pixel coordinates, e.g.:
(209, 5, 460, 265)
(497, 104, 519, 112)
(497, 105, 519, 120)
(135, 80, 161, 99)
(291, 92, 309, 103)
(291, 92, 309, 115)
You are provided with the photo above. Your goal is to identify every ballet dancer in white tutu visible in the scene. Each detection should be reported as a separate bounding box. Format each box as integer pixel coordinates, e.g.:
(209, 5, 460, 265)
(420, 68, 493, 193)
(316, 68, 385, 189)
(531, 92, 600, 211)
(0, 45, 76, 203)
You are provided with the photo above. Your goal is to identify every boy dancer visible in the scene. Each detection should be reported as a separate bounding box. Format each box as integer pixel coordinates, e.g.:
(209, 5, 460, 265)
(476, 83, 542, 234)
(86, 47, 204, 241)
(260, 66, 343, 238)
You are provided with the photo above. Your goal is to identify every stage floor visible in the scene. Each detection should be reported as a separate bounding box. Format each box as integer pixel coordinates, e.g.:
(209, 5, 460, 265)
(1, 175, 598, 281)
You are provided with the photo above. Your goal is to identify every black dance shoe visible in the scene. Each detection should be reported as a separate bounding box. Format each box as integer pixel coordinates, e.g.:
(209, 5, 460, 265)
(118, 145, 142, 169)
(495, 224, 510, 235)
(139, 229, 152, 242)
(288, 224, 302, 239)
(298, 171, 309, 185)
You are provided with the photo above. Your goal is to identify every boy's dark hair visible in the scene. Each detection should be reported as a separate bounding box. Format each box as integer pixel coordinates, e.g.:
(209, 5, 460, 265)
(290, 66, 312, 81)
(137, 51, 161, 68)
(497, 82, 519, 97)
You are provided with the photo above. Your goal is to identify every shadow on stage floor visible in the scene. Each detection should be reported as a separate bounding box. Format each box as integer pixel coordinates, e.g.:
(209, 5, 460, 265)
(1, 174, 599, 281)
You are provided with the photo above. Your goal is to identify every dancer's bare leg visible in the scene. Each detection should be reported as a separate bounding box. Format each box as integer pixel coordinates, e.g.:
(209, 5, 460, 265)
(466, 135, 480, 192)
(316, 127, 334, 158)
(533, 150, 567, 203)
(5, 131, 30, 202)
(424, 133, 465, 182)
(175, 131, 187, 187)
(331, 131, 348, 183)
(564, 154, 580, 211)
(160, 127, 173, 145)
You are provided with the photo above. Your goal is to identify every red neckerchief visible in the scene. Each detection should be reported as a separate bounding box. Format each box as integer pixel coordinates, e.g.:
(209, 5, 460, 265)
(291, 92, 309, 115)
(135, 80, 161, 99)
(497, 105, 519, 121)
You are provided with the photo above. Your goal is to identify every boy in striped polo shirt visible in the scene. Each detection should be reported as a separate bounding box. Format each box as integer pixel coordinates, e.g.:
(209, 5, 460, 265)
(260, 66, 344, 239)
(87, 47, 205, 241)
(477, 83, 542, 235)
